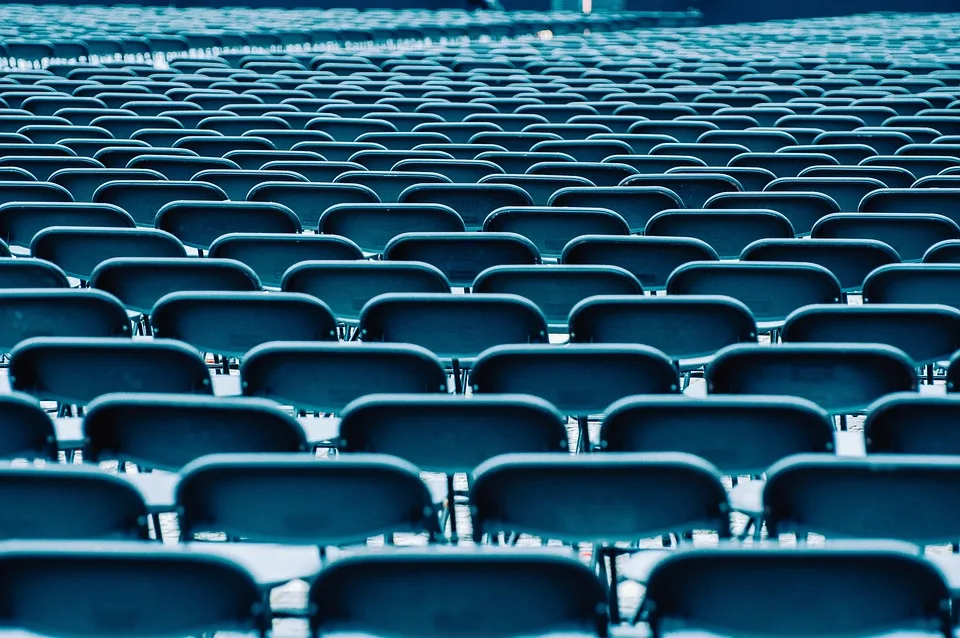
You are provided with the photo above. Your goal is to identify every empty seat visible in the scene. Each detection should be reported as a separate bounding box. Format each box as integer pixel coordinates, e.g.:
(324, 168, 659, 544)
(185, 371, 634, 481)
(602, 395, 834, 475)
(90, 257, 260, 315)
(812, 213, 960, 262)
(155, 201, 300, 250)
(176, 453, 441, 544)
(741, 238, 900, 292)
(9, 337, 212, 406)
(668, 261, 841, 331)
(707, 343, 917, 414)
(359, 292, 548, 366)
(0, 544, 265, 638)
(782, 303, 960, 365)
(309, 551, 608, 638)
(151, 291, 338, 359)
(241, 342, 448, 413)
(473, 265, 643, 329)
(94, 180, 227, 226)
(646, 209, 794, 260)
(640, 547, 950, 638)
(208, 233, 362, 289)
(384, 232, 540, 288)
(338, 394, 568, 474)
(84, 394, 308, 472)
(570, 295, 757, 370)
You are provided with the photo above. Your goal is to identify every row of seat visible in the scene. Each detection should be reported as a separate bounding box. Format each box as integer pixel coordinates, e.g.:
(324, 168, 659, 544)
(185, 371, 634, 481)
(0, 542, 951, 638)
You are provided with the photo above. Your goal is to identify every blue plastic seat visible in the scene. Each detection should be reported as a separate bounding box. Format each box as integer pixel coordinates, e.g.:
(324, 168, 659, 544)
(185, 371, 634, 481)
(812, 213, 960, 262)
(93, 180, 227, 227)
(865, 393, 960, 454)
(549, 186, 682, 234)
(765, 454, 960, 546)
(864, 264, 960, 309)
(646, 209, 793, 260)
(602, 395, 833, 475)
(282, 260, 450, 326)
(208, 233, 363, 288)
(176, 453, 441, 544)
(151, 291, 337, 359)
(783, 303, 960, 366)
(705, 191, 840, 236)
(741, 238, 900, 293)
(398, 183, 532, 231)
(641, 546, 950, 638)
(309, 551, 608, 638)
(84, 393, 308, 472)
(473, 264, 643, 330)
(359, 292, 547, 368)
(0, 202, 134, 248)
(155, 201, 300, 250)
(707, 343, 917, 414)
(241, 342, 448, 413)
(0, 544, 266, 638)
(472, 344, 678, 418)
(9, 337, 212, 406)
(562, 235, 718, 291)
(338, 394, 568, 474)
(384, 232, 540, 288)
(860, 188, 960, 227)
(668, 261, 841, 331)
(90, 257, 260, 316)
(483, 206, 628, 259)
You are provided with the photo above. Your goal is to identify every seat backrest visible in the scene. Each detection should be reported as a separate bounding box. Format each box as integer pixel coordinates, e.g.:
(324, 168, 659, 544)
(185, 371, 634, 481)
(814, 213, 960, 262)
(338, 393, 568, 474)
(0, 202, 134, 248)
(601, 395, 833, 475)
(549, 186, 682, 233)
(155, 201, 301, 249)
(642, 547, 951, 638)
(126, 155, 239, 181)
(319, 203, 464, 255)
(667, 261, 841, 329)
(151, 291, 337, 359)
(84, 393, 307, 472)
(562, 235, 718, 291)
(384, 232, 540, 288)
(240, 342, 448, 413)
(864, 264, 960, 309)
(282, 260, 450, 325)
(621, 173, 743, 208)
(0, 289, 130, 353)
(334, 170, 450, 203)
(49, 167, 164, 202)
(0, 465, 148, 540)
(471, 344, 678, 416)
(90, 257, 260, 315)
(860, 188, 960, 227)
(705, 191, 840, 236)
(177, 453, 439, 544)
(646, 209, 793, 260)
(783, 303, 960, 365)
(765, 454, 960, 545)
(398, 183, 533, 230)
(764, 177, 885, 211)
(247, 181, 379, 228)
(359, 292, 547, 362)
(9, 337, 212, 406)
(570, 294, 757, 367)
(741, 238, 899, 292)
(309, 551, 609, 638)
(472, 452, 728, 543)
(93, 180, 227, 226)
(483, 206, 627, 260)
(207, 231, 362, 288)
(0, 543, 266, 638)
(865, 393, 960, 455)
(707, 343, 917, 414)
(473, 264, 643, 329)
